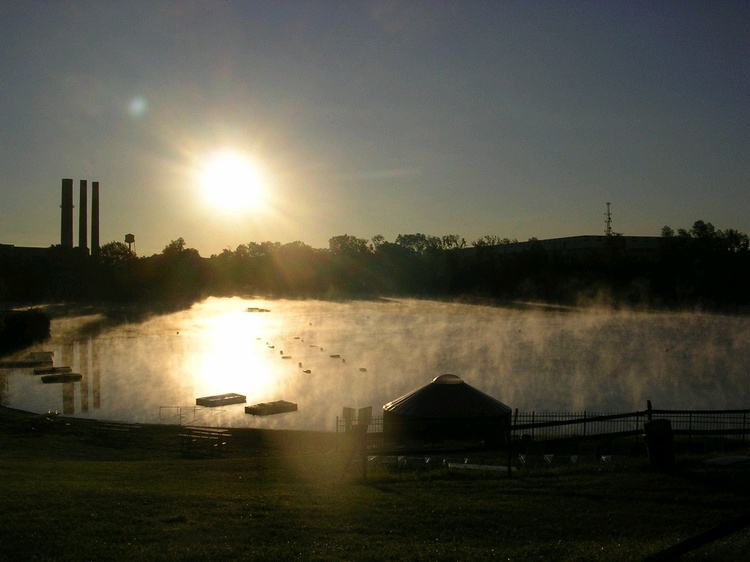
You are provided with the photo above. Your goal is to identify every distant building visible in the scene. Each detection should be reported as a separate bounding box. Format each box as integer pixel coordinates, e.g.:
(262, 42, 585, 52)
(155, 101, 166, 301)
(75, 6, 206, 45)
(0, 244, 51, 261)
(460, 235, 661, 259)
(1, 178, 101, 262)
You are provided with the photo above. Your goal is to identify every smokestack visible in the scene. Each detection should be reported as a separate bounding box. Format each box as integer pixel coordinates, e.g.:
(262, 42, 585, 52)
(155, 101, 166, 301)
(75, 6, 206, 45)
(91, 181, 100, 257)
(61, 178, 74, 248)
(79, 180, 88, 252)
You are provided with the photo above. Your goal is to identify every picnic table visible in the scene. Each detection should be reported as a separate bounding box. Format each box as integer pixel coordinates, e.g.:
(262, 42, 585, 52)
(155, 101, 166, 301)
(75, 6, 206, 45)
(179, 427, 231, 458)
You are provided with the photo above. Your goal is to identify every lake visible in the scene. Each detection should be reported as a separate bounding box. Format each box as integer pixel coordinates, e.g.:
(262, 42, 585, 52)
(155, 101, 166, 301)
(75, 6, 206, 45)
(1, 297, 748, 431)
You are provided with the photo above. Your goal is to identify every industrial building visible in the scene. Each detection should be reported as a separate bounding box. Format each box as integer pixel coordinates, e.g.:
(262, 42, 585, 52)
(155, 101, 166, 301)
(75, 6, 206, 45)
(0, 178, 100, 260)
(461, 234, 661, 260)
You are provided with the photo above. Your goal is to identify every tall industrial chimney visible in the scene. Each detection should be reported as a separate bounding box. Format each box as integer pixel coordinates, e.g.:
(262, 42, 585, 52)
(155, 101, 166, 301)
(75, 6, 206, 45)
(91, 181, 100, 257)
(61, 178, 74, 248)
(79, 180, 88, 252)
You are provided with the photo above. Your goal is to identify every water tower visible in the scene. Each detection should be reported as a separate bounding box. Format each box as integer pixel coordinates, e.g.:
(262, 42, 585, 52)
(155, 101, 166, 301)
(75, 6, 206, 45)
(125, 233, 136, 254)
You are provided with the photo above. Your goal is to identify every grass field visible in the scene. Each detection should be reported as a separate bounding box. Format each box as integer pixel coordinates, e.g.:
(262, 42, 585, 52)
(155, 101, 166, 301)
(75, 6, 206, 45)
(1, 407, 749, 561)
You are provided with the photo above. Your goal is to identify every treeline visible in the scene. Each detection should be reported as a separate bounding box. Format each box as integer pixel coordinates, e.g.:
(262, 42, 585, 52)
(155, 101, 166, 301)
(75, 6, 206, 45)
(0, 309, 51, 355)
(1, 221, 748, 310)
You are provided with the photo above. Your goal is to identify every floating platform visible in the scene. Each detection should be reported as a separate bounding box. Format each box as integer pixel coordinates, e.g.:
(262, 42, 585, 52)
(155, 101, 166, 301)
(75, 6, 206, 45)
(41, 373, 82, 384)
(246, 307, 270, 313)
(1, 352, 55, 369)
(245, 400, 298, 416)
(196, 393, 247, 407)
(33, 366, 73, 375)
(0, 359, 53, 369)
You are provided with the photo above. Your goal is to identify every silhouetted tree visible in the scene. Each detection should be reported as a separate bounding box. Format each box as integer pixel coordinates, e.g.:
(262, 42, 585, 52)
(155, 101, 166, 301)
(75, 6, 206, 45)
(327, 235, 375, 295)
(98, 241, 136, 269)
(395, 233, 441, 254)
(3, 222, 748, 309)
(472, 235, 518, 247)
(441, 234, 466, 250)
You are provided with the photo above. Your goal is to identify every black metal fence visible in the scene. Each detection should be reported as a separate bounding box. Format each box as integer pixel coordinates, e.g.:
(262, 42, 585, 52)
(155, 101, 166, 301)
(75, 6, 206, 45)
(511, 410, 645, 441)
(335, 415, 383, 435)
(511, 407, 750, 445)
(337, 405, 750, 447)
(650, 409, 750, 444)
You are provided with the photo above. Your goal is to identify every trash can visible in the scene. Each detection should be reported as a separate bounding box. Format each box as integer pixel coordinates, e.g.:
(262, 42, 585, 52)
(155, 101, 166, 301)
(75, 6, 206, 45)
(643, 419, 675, 468)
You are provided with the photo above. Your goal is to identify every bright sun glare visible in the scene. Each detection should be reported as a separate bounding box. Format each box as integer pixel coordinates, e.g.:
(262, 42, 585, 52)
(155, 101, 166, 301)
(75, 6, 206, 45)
(197, 149, 267, 213)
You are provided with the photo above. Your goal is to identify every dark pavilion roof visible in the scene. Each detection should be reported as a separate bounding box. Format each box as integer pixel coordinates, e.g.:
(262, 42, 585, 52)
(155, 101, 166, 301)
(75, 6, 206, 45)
(383, 374, 511, 418)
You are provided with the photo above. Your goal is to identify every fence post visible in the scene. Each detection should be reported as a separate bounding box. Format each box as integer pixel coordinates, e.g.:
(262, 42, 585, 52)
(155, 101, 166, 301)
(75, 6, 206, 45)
(359, 425, 368, 481)
(506, 427, 512, 479)
(647, 400, 653, 421)
(583, 411, 587, 438)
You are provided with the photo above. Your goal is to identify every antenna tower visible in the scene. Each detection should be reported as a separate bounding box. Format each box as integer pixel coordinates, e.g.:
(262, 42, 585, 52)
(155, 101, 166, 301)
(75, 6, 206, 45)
(605, 202, 612, 236)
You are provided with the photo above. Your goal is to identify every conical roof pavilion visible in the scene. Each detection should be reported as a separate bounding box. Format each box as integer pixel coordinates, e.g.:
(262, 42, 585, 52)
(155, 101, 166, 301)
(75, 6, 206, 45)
(382, 374, 511, 447)
(383, 374, 511, 418)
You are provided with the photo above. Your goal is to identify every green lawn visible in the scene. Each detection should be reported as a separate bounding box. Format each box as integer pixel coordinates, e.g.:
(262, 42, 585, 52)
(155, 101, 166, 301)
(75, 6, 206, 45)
(1, 407, 749, 561)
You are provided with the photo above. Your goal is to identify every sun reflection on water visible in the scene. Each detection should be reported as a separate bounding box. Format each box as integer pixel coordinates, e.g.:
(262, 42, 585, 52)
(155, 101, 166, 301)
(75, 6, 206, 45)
(195, 308, 275, 398)
(3, 297, 749, 430)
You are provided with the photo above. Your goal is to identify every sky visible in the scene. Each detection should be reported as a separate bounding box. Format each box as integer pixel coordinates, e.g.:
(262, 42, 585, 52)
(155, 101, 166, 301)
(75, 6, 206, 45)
(1, 1, 748, 257)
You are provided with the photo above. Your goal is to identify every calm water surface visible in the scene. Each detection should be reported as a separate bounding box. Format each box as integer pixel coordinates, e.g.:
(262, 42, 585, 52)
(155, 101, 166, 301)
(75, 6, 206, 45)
(2, 297, 749, 430)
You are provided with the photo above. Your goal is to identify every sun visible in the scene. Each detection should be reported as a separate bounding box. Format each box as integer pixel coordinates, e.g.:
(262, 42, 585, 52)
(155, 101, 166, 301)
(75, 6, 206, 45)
(196, 149, 267, 213)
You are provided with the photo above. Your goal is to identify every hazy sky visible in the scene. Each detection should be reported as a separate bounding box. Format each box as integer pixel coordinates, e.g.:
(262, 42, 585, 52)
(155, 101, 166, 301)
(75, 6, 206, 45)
(1, 1, 748, 256)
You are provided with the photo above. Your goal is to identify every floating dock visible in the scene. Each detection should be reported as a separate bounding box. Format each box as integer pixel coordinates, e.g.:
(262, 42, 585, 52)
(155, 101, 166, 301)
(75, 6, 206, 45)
(0, 351, 55, 369)
(41, 373, 82, 384)
(33, 366, 73, 375)
(245, 400, 298, 416)
(0, 359, 52, 368)
(195, 393, 247, 407)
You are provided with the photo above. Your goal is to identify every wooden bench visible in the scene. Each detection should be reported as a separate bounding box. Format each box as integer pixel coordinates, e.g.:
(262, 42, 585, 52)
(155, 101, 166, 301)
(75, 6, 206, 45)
(179, 427, 231, 458)
(91, 421, 141, 447)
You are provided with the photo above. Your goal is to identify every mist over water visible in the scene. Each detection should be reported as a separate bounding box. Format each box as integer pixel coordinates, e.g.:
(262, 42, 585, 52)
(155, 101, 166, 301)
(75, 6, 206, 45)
(2, 297, 749, 430)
